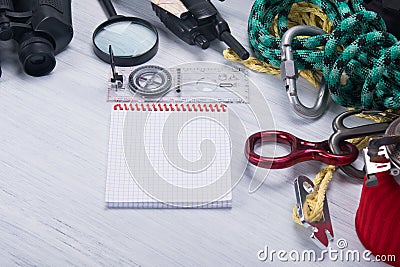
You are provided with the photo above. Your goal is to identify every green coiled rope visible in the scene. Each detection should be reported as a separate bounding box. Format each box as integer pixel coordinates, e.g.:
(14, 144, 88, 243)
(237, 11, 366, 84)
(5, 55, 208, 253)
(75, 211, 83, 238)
(248, 0, 400, 109)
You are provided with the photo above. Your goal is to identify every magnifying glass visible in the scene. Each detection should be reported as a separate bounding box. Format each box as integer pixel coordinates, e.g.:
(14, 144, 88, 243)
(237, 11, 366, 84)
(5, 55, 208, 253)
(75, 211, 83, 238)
(93, 0, 159, 66)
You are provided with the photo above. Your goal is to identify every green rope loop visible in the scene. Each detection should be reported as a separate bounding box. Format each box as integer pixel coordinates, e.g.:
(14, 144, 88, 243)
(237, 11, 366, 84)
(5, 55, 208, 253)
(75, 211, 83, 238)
(248, 0, 400, 109)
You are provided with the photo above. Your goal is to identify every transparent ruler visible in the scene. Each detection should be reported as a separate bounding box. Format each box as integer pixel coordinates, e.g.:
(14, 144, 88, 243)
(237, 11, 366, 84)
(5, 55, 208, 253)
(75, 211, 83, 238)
(107, 62, 250, 103)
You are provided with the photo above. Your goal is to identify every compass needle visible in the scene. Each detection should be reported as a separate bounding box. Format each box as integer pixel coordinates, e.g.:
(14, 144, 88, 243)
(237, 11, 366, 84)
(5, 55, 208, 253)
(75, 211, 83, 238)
(129, 65, 172, 97)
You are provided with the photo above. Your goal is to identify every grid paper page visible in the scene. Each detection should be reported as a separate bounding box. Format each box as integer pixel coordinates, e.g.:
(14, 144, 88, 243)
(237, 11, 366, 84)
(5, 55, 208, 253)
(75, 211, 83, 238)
(105, 103, 232, 208)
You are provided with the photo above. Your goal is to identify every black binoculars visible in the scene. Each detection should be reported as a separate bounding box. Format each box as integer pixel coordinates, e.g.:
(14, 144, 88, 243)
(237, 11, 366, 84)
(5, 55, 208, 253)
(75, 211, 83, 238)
(0, 0, 73, 77)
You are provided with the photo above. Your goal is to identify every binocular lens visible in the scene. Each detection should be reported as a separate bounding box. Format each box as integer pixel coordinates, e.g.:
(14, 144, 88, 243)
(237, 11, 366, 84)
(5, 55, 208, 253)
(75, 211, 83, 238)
(19, 37, 56, 77)
(30, 55, 47, 65)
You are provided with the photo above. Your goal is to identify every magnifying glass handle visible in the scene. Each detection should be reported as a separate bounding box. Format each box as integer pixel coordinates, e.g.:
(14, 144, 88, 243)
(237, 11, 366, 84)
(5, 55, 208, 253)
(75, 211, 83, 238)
(99, 0, 118, 19)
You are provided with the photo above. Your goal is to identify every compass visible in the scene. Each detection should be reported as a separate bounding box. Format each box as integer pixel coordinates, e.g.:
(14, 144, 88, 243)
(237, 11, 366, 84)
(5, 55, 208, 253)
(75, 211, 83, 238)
(128, 65, 172, 97)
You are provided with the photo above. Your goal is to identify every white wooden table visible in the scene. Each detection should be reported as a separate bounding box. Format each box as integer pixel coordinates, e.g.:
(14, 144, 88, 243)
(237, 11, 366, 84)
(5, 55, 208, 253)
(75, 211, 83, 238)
(0, 0, 388, 266)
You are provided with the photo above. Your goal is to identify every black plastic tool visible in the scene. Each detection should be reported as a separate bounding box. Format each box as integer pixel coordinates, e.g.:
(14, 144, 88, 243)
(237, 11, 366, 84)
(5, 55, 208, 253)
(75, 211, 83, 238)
(152, 0, 249, 60)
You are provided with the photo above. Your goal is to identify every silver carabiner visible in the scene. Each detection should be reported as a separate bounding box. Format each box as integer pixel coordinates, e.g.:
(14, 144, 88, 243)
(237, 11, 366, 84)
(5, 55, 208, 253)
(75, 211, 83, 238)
(280, 25, 329, 119)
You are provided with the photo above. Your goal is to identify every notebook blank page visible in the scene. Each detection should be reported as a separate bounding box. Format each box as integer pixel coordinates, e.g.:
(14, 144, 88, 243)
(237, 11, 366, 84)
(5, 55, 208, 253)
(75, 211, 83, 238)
(106, 104, 232, 208)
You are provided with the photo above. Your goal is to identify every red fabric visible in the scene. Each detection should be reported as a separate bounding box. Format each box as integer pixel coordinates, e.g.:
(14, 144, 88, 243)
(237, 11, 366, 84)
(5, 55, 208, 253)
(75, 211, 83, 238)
(356, 171, 400, 267)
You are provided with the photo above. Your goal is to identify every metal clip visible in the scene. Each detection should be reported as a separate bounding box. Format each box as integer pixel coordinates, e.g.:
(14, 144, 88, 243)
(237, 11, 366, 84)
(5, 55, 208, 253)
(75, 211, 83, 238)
(329, 109, 392, 179)
(364, 135, 400, 186)
(294, 176, 334, 248)
(280, 26, 329, 119)
(363, 145, 391, 187)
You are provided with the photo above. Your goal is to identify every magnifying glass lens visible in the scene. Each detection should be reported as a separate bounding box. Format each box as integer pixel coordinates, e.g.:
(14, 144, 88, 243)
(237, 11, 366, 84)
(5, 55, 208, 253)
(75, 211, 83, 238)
(93, 17, 159, 66)
(94, 21, 157, 57)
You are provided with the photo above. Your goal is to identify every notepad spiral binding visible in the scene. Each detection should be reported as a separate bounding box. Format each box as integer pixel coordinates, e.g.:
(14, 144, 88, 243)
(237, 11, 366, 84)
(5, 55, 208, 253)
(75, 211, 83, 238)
(113, 103, 228, 112)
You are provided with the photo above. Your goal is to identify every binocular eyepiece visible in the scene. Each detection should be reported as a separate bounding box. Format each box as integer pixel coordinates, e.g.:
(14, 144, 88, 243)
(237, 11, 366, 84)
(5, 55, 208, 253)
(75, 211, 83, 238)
(18, 33, 56, 77)
(0, 0, 73, 77)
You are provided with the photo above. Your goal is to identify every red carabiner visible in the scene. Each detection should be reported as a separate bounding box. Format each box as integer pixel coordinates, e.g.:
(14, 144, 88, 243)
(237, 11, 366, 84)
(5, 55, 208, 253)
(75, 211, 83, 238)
(245, 131, 359, 169)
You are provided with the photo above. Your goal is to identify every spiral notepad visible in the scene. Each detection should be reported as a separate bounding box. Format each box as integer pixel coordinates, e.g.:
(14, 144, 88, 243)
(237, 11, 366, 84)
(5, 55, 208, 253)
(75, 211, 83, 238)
(106, 103, 232, 208)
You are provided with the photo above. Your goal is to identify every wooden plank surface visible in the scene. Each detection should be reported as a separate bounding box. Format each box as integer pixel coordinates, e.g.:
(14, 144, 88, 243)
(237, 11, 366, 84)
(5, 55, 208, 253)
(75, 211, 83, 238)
(0, 0, 388, 266)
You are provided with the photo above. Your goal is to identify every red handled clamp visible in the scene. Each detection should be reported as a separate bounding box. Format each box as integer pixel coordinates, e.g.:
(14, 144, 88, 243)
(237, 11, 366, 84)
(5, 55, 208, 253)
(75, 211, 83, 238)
(245, 131, 359, 169)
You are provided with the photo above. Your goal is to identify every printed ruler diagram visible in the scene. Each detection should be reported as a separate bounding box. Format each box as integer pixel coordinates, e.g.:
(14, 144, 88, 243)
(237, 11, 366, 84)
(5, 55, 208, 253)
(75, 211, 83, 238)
(107, 62, 250, 103)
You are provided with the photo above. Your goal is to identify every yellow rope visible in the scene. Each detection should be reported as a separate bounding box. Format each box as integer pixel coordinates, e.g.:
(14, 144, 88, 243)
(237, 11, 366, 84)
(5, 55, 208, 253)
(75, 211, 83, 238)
(292, 111, 395, 225)
(224, 3, 338, 224)
(225, 2, 400, 225)
(224, 2, 333, 88)
(224, 49, 323, 88)
(292, 140, 366, 225)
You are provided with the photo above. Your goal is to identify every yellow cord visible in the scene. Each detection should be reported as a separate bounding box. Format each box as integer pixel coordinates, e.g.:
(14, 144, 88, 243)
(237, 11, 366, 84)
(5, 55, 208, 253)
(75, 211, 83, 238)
(223, 48, 323, 88)
(224, 2, 333, 88)
(292, 112, 395, 225)
(224, 2, 400, 225)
